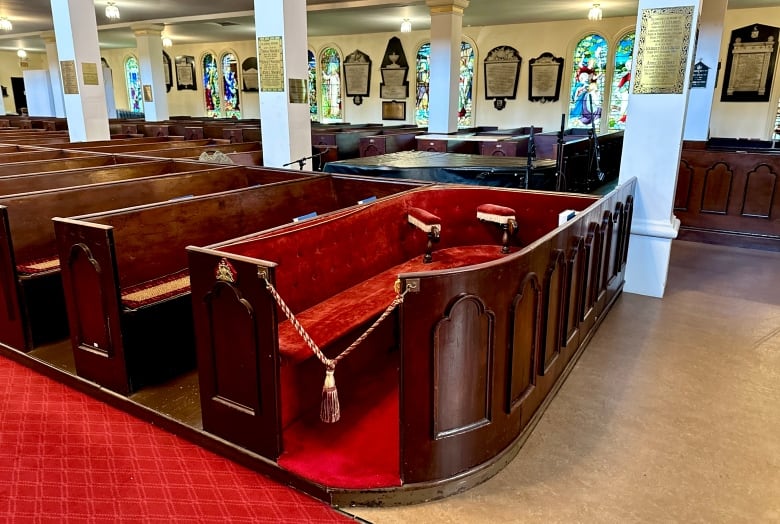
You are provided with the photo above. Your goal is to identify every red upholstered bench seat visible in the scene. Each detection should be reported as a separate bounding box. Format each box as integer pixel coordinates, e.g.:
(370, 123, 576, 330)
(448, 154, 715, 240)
(121, 269, 190, 310)
(16, 256, 60, 276)
(277, 244, 507, 365)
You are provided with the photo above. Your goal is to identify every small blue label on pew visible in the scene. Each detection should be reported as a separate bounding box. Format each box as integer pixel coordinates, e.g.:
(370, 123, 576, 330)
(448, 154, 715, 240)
(358, 196, 377, 205)
(293, 211, 318, 222)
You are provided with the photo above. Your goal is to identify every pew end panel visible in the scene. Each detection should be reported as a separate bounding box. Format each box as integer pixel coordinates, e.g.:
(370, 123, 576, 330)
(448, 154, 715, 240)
(0, 205, 26, 350)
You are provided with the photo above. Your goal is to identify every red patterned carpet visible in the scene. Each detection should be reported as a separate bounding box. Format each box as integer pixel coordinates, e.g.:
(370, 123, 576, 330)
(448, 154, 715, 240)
(0, 355, 355, 523)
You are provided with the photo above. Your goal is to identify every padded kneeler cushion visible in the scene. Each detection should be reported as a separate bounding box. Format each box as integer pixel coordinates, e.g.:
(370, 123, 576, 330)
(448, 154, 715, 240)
(477, 204, 516, 225)
(408, 207, 441, 233)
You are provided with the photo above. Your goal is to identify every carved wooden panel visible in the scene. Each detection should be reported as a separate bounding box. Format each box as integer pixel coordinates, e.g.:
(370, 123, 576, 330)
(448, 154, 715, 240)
(540, 249, 565, 374)
(621, 196, 634, 268)
(701, 162, 733, 214)
(507, 274, 540, 413)
(206, 282, 260, 416)
(433, 294, 494, 439)
(582, 222, 601, 321)
(610, 203, 624, 280)
(69, 243, 110, 357)
(675, 160, 693, 211)
(742, 164, 776, 218)
(565, 238, 585, 346)
(599, 211, 613, 295)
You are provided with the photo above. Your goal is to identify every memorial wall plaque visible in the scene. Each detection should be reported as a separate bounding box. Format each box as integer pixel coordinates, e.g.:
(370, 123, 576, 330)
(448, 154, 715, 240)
(143, 85, 153, 102)
(258, 36, 285, 92)
(528, 52, 564, 103)
(289, 78, 308, 104)
(343, 49, 371, 105)
(175, 55, 196, 91)
(380, 37, 409, 100)
(483, 46, 521, 110)
(720, 24, 780, 102)
(242, 57, 259, 92)
(60, 60, 79, 94)
(382, 101, 406, 120)
(633, 6, 694, 95)
(81, 62, 99, 86)
(690, 60, 709, 88)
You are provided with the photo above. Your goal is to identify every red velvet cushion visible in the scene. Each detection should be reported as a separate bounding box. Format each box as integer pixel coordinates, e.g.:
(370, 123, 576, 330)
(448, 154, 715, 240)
(121, 269, 190, 309)
(408, 206, 441, 226)
(16, 256, 60, 275)
(477, 203, 516, 217)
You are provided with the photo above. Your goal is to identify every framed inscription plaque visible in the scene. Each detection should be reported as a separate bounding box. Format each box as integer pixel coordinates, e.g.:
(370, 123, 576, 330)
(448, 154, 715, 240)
(343, 49, 371, 105)
(60, 60, 79, 94)
(241, 57, 259, 92)
(633, 6, 694, 94)
(720, 24, 780, 102)
(483, 46, 521, 110)
(380, 37, 409, 100)
(382, 101, 406, 120)
(175, 55, 196, 91)
(528, 52, 564, 102)
(258, 36, 285, 93)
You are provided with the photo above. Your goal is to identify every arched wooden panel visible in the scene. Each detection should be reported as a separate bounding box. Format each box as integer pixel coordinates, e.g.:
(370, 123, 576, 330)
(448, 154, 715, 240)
(621, 196, 633, 268)
(701, 162, 732, 214)
(675, 159, 693, 211)
(540, 249, 565, 375)
(564, 237, 585, 347)
(582, 222, 601, 320)
(599, 211, 613, 295)
(610, 203, 624, 279)
(742, 164, 776, 218)
(433, 294, 494, 439)
(205, 282, 260, 416)
(69, 243, 110, 356)
(507, 273, 540, 413)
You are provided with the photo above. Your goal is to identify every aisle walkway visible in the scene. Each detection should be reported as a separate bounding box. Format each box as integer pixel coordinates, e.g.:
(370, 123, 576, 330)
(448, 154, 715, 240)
(352, 240, 780, 523)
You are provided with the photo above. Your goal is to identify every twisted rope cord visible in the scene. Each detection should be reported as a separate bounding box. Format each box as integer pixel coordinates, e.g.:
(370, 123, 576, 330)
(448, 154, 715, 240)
(261, 277, 407, 370)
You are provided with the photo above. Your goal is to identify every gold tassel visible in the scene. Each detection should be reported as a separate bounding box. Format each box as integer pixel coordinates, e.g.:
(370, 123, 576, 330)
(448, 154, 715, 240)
(320, 368, 340, 423)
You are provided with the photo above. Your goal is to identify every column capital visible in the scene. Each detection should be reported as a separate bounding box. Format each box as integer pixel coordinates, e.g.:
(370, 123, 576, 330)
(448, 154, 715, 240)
(40, 30, 56, 44)
(426, 0, 470, 15)
(131, 23, 164, 37)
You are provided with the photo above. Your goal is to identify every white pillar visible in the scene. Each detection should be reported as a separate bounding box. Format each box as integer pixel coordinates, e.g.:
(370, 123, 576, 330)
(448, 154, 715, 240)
(132, 24, 169, 122)
(50, 0, 110, 142)
(426, 0, 469, 134)
(40, 31, 66, 118)
(683, 0, 728, 140)
(619, 0, 702, 297)
(253, 0, 312, 168)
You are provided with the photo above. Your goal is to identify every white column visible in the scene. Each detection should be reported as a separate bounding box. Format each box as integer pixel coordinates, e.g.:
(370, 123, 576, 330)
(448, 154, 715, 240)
(40, 31, 66, 118)
(683, 0, 728, 140)
(50, 0, 110, 142)
(132, 24, 169, 122)
(253, 0, 312, 169)
(426, 0, 469, 134)
(619, 0, 702, 297)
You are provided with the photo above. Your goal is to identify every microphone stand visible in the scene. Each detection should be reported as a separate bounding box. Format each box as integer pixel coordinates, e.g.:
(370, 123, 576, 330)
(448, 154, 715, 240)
(283, 147, 332, 171)
(587, 93, 605, 189)
(555, 113, 566, 191)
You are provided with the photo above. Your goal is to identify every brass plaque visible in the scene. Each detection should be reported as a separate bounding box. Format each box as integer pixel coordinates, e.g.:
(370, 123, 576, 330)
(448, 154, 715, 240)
(288, 78, 307, 104)
(82, 62, 99, 86)
(258, 36, 285, 92)
(633, 6, 694, 94)
(60, 60, 79, 94)
(143, 85, 153, 102)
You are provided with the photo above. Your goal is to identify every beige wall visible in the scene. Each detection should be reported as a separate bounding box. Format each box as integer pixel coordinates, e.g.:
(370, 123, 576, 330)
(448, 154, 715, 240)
(0, 52, 45, 114)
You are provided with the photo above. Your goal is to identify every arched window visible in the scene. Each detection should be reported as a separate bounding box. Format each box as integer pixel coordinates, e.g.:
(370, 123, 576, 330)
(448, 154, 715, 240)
(568, 34, 608, 129)
(308, 50, 318, 121)
(320, 47, 342, 122)
(415, 43, 431, 127)
(124, 56, 143, 114)
(202, 53, 221, 118)
(608, 32, 635, 130)
(221, 52, 240, 118)
(415, 41, 475, 128)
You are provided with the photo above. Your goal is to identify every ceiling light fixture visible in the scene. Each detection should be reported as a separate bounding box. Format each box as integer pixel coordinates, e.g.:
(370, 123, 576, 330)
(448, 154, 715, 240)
(400, 18, 412, 33)
(105, 1, 120, 20)
(17, 49, 26, 59)
(162, 36, 173, 48)
(0, 17, 12, 31)
(588, 3, 603, 21)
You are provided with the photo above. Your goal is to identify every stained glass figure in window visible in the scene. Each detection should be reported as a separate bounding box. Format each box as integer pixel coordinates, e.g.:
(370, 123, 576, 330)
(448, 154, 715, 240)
(320, 47, 342, 122)
(221, 53, 240, 118)
(458, 41, 475, 128)
(124, 56, 143, 114)
(609, 32, 635, 130)
(415, 43, 431, 127)
(568, 34, 608, 129)
(308, 50, 318, 121)
(203, 53, 221, 118)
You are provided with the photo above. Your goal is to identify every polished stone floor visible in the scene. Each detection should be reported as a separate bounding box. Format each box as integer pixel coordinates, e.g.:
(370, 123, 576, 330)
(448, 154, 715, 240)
(349, 240, 780, 523)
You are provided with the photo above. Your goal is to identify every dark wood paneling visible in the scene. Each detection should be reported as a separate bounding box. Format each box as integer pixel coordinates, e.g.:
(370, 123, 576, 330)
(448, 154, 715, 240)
(701, 163, 732, 214)
(541, 249, 565, 375)
(507, 274, 540, 413)
(742, 165, 776, 218)
(675, 160, 693, 211)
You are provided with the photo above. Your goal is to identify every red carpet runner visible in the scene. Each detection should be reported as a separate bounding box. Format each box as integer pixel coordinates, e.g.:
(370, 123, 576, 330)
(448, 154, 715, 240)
(0, 355, 355, 523)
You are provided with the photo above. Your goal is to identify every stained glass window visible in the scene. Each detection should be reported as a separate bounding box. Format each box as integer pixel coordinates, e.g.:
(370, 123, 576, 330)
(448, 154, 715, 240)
(124, 56, 143, 114)
(320, 47, 342, 122)
(221, 53, 240, 118)
(415, 41, 475, 128)
(568, 34, 608, 129)
(202, 53, 221, 118)
(415, 43, 431, 127)
(308, 50, 318, 121)
(608, 32, 635, 130)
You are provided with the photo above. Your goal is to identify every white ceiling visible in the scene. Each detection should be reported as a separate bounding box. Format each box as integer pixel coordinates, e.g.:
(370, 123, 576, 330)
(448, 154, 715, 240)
(0, 0, 777, 53)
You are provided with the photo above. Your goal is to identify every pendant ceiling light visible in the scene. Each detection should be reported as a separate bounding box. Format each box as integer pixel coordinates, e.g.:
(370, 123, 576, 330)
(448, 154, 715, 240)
(588, 3, 603, 21)
(400, 18, 412, 33)
(162, 36, 173, 48)
(0, 17, 12, 31)
(106, 1, 120, 20)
